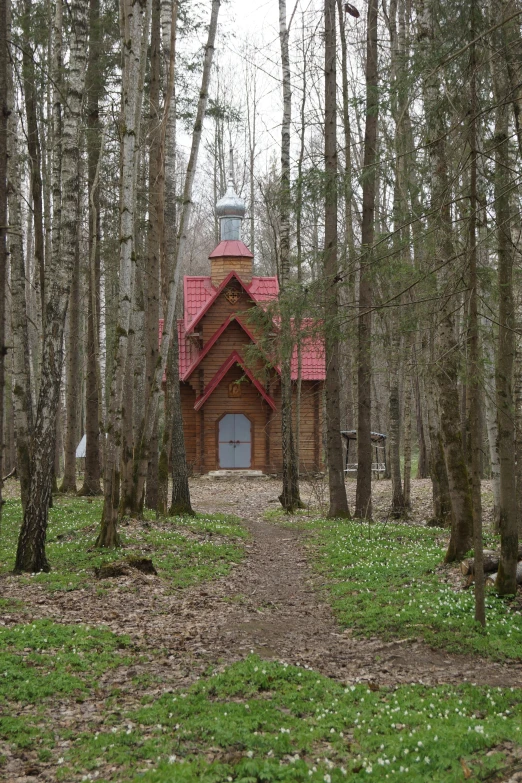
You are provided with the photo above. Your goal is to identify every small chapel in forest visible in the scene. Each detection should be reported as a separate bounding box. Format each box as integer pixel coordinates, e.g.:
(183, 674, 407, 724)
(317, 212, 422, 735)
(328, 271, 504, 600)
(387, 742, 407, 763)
(177, 164, 325, 475)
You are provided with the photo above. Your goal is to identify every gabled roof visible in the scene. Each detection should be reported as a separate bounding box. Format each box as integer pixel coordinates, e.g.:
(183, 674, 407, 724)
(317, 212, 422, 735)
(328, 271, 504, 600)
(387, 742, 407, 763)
(209, 240, 254, 259)
(186, 270, 253, 333)
(194, 350, 276, 411)
(181, 315, 260, 382)
(184, 273, 279, 333)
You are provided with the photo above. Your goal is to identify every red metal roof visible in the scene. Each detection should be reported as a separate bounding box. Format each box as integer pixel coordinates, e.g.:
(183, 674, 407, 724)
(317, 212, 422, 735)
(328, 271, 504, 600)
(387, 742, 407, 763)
(291, 338, 325, 380)
(249, 276, 279, 301)
(194, 351, 276, 411)
(208, 240, 254, 259)
(167, 315, 325, 383)
(183, 276, 214, 331)
(290, 318, 325, 380)
(184, 273, 279, 333)
(178, 274, 325, 387)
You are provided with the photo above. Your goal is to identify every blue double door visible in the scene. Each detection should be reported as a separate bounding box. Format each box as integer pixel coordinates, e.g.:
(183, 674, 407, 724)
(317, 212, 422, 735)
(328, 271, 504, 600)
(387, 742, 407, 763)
(218, 414, 252, 469)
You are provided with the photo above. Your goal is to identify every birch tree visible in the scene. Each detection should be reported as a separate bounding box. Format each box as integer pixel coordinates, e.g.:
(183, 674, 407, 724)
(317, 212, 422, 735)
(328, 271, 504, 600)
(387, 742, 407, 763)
(7, 82, 33, 512)
(15, 0, 89, 572)
(96, 0, 150, 547)
(119, 0, 220, 522)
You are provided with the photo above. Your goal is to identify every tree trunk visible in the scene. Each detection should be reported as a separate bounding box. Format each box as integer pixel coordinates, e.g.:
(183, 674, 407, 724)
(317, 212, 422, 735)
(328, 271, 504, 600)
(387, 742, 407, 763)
(403, 369, 412, 510)
(15, 0, 88, 572)
(169, 323, 193, 515)
(7, 65, 34, 512)
(425, 365, 452, 527)
(80, 0, 103, 496)
(0, 0, 8, 521)
(355, 0, 379, 519)
(59, 201, 81, 493)
(388, 332, 404, 515)
(132, 0, 219, 515)
(493, 33, 518, 594)
(21, 0, 45, 320)
(278, 0, 301, 512)
(142, 0, 161, 511)
(156, 0, 177, 515)
(97, 0, 150, 547)
(467, 15, 485, 625)
(324, 0, 349, 518)
(484, 338, 501, 530)
(416, 0, 473, 561)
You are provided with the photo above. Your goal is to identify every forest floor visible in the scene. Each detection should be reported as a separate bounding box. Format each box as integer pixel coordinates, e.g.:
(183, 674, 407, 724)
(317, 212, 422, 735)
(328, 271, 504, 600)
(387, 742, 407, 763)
(1, 476, 522, 782)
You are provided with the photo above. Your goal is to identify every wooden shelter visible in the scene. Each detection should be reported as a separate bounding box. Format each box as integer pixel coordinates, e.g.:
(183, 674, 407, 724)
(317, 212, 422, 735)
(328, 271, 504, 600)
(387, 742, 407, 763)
(341, 430, 387, 476)
(176, 162, 325, 474)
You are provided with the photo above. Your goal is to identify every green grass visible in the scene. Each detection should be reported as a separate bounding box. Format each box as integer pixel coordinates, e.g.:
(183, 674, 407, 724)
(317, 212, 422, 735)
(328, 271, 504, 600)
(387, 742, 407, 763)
(304, 518, 522, 661)
(0, 620, 131, 750)
(0, 495, 245, 591)
(57, 655, 522, 782)
(0, 619, 131, 704)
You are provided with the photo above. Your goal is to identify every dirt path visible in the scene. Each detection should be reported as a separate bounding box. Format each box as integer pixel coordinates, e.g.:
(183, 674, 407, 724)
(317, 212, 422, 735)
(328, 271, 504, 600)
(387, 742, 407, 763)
(182, 478, 522, 689)
(3, 476, 522, 695)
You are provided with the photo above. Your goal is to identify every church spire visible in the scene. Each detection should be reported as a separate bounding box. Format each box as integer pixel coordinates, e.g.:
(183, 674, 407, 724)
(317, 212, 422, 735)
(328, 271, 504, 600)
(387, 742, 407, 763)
(215, 148, 245, 241)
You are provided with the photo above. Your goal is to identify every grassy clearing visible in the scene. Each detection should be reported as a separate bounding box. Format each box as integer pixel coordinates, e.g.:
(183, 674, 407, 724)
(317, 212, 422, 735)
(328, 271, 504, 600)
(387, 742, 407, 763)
(0, 619, 131, 751)
(3, 626, 522, 781)
(304, 518, 522, 661)
(0, 495, 245, 591)
(52, 654, 522, 782)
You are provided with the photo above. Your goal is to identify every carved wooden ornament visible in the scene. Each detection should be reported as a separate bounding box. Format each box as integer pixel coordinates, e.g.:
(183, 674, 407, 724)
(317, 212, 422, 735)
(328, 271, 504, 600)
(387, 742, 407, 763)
(224, 288, 240, 304)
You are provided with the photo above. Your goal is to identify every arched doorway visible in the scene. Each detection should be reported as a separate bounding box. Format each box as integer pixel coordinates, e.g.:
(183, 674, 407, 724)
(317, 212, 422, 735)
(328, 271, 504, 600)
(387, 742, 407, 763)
(218, 413, 252, 468)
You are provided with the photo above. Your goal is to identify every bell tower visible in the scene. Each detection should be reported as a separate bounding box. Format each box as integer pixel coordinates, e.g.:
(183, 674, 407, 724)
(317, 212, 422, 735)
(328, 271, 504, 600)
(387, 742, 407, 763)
(210, 149, 253, 287)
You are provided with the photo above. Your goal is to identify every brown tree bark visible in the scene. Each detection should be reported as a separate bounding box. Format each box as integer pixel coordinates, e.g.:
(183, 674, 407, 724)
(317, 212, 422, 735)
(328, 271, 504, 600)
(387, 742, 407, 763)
(493, 21, 518, 594)
(80, 0, 103, 496)
(416, 0, 473, 561)
(403, 369, 412, 510)
(278, 0, 301, 513)
(355, 0, 379, 519)
(467, 14, 485, 624)
(324, 0, 349, 518)
(129, 0, 218, 517)
(0, 0, 7, 521)
(169, 323, 193, 515)
(156, 0, 177, 515)
(98, 0, 150, 546)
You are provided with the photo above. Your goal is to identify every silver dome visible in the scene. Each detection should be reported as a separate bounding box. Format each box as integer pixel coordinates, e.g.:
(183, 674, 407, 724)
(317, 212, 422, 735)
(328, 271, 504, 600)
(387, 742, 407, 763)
(216, 181, 246, 219)
(216, 149, 245, 219)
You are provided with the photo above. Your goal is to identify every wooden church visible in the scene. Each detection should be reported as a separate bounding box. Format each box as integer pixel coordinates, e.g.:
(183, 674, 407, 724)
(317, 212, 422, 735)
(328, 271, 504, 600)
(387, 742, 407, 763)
(178, 165, 325, 475)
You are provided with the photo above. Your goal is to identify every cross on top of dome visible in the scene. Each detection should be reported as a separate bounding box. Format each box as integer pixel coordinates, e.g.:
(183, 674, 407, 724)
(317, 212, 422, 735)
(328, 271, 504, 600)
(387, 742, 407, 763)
(216, 149, 245, 237)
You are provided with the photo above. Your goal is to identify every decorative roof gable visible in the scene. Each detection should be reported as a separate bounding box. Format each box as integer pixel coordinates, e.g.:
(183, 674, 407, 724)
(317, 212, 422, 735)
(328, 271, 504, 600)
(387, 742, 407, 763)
(184, 270, 279, 333)
(194, 350, 276, 411)
(181, 315, 261, 382)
